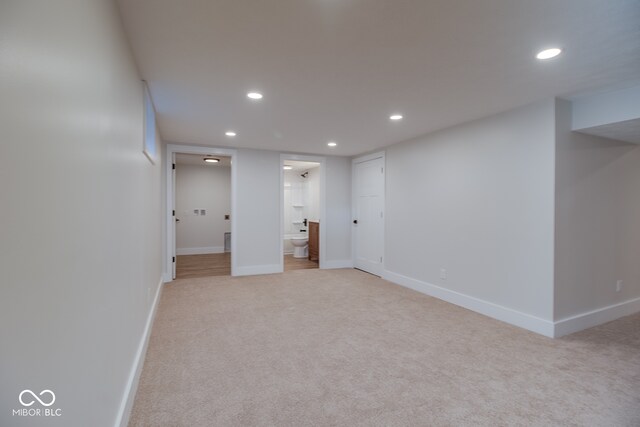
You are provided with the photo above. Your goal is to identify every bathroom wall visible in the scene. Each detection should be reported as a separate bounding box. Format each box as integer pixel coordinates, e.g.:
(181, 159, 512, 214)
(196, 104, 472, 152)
(283, 166, 320, 254)
(283, 170, 309, 236)
(283, 165, 320, 234)
(307, 167, 321, 222)
(175, 163, 231, 254)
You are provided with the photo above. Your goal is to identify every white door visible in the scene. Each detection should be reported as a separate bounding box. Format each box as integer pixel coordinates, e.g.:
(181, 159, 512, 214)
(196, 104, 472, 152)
(353, 155, 384, 276)
(171, 152, 177, 279)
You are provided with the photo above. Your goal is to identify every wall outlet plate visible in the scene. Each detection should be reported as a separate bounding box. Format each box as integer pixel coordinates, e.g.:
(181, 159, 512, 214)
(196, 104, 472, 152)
(440, 268, 447, 280)
(616, 280, 623, 292)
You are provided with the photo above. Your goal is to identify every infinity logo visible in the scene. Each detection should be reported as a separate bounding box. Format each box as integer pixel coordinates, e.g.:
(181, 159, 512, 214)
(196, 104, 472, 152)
(18, 390, 56, 407)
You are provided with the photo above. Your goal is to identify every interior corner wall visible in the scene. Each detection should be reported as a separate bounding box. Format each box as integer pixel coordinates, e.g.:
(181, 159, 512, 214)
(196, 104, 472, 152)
(175, 164, 231, 254)
(384, 100, 557, 323)
(554, 98, 640, 322)
(0, 1, 163, 426)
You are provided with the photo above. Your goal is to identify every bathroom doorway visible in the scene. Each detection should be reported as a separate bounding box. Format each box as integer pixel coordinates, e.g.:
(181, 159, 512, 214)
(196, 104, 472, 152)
(280, 155, 325, 272)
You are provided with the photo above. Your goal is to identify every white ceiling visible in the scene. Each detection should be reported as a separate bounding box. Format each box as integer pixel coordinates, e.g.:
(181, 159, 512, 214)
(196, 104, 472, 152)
(578, 119, 640, 145)
(118, 0, 640, 156)
(284, 160, 320, 172)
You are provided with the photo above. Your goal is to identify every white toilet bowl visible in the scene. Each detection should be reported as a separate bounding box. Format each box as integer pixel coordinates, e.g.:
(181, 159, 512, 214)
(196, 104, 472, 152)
(290, 237, 308, 258)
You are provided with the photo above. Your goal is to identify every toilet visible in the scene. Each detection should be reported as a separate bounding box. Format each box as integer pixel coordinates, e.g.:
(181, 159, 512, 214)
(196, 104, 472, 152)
(290, 236, 308, 258)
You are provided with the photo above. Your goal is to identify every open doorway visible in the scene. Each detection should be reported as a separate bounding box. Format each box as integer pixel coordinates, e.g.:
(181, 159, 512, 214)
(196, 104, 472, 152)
(166, 144, 237, 281)
(280, 155, 325, 272)
(174, 154, 232, 278)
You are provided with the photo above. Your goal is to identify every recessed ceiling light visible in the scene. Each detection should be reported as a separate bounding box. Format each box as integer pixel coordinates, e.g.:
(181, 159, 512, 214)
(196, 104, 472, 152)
(327, 141, 337, 147)
(283, 165, 293, 170)
(225, 131, 236, 137)
(247, 92, 263, 100)
(204, 157, 220, 163)
(389, 114, 403, 121)
(536, 48, 562, 60)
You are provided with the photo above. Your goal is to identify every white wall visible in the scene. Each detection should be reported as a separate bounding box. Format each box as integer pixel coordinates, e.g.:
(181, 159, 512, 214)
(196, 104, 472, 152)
(555, 98, 640, 321)
(235, 149, 283, 274)
(307, 167, 321, 222)
(176, 164, 231, 254)
(0, 1, 163, 426)
(384, 100, 557, 322)
(283, 170, 309, 236)
(324, 156, 353, 267)
(164, 148, 351, 276)
(572, 84, 640, 131)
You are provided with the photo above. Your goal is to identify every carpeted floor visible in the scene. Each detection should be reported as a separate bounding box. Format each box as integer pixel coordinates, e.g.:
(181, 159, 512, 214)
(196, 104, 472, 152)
(129, 269, 640, 426)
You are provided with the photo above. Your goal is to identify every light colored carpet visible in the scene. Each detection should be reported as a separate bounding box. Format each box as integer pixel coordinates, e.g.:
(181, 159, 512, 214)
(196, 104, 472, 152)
(129, 269, 640, 426)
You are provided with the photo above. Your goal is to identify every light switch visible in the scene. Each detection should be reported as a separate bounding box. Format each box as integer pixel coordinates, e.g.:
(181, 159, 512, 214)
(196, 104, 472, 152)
(200, 209, 206, 215)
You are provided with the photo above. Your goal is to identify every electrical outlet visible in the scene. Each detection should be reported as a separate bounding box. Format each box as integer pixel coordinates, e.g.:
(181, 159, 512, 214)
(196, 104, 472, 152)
(616, 280, 623, 292)
(440, 268, 447, 280)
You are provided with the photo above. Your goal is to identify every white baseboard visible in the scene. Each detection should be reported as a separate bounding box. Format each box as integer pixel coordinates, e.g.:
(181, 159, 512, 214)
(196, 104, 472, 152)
(322, 259, 353, 269)
(176, 246, 224, 255)
(116, 277, 164, 427)
(162, 272, 172, 283)
(234, 264, 282, 276)
(553, 296, 640, 338)
(383, 270, 555, 338)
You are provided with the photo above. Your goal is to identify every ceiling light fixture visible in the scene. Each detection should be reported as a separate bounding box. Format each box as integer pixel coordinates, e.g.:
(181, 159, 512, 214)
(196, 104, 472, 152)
(283, 166, 293, 170)
(327, 141, 337, 147)
(536, 48, 562, 60)
(204, 157, 220, 163)
(389, 114, 403, 121)
(225, 131, 236, 137)
(247, 92, 263, 100)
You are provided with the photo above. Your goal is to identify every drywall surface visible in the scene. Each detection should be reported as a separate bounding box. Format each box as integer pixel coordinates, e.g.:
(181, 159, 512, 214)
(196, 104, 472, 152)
(307, 166, 321, 222)
(572, 84, 640, 131)
(283, 169, 311, 236)
(555, 98, 640, 320)
(0, 1, 163, 426)
(234, 149, 282, 273)
(324, 156, 352, 265)
(176, 164, 231, 254)
(385, 100, 556, 320)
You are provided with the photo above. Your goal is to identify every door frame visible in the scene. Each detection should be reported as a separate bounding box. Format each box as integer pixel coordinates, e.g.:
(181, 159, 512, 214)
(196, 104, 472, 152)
(165, 144, 238, 280)
(279, 154, 326, 271)
(352, 151, 386, 276)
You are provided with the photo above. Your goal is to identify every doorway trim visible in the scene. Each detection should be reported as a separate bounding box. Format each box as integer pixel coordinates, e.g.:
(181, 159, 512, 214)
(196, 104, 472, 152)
(352, 151, 386, 276)
(165, 144, 237, 280)
(280, 154, 326, 272)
